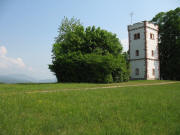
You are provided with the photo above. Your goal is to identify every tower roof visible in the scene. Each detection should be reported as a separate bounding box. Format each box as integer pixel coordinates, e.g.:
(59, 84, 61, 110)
(128, 21, 158, 31)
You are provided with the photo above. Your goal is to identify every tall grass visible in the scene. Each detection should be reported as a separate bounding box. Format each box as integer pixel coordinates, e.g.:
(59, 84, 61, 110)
(0, 81, 179, 135)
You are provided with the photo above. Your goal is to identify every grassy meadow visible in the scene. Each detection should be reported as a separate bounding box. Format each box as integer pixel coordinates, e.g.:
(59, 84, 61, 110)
(0, 80, 180, 135)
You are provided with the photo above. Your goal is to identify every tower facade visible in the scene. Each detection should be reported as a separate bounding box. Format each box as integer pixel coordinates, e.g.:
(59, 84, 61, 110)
(128, 21, 160, 80)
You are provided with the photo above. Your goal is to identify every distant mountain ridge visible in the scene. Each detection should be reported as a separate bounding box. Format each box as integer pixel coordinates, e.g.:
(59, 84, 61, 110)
(0, 74, 56, 84)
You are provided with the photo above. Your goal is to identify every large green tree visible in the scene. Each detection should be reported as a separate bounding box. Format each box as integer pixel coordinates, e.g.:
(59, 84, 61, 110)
(152, 7, 180, 80)
(49, 17, 129, 83)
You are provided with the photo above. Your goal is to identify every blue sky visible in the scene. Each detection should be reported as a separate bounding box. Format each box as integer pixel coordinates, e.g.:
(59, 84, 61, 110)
(0, 0, 179, 80)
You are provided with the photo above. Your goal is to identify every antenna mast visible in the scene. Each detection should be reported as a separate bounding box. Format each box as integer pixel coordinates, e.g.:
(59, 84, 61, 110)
(130, 12, 134, 24)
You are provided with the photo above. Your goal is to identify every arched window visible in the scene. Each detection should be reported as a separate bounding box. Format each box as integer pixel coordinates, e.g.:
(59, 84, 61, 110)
(134, 33, 140, 40)
(136, 50, 139, 56)
(152, 69, 155, 76)
(150, 33, 154, 40)
(152, 50, 154, 56)
(135, 68, 139, 75)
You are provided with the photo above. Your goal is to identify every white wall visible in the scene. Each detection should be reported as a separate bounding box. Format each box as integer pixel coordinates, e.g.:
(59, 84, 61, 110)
(147, 60, 159, 79)
(146, 22, 158, 30)
(146, 24, 160, 80)
(130, 60, 145, 79)
(129, 28, 145, 59)
(146, 27, 158, 59)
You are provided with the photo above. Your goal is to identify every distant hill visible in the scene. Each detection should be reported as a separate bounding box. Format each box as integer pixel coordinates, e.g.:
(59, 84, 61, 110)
(0, 74, 36, 83)
(0, 74, 57, 84)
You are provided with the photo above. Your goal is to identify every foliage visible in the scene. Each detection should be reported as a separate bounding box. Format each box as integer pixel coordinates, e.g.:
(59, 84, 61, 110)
(152, 7, 180, 80)
(55, 17, 82, 43)
(49, 17, 129, 83)
(0, 81, 179, 135)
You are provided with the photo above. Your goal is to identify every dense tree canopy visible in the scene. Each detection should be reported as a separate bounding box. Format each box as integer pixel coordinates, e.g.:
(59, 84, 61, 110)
(152, 8, 180, 80)
(49, 17, 129, 83)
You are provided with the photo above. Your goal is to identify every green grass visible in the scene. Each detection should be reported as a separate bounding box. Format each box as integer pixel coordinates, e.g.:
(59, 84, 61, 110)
(0, 80, 171, 94)
(0, 81, 180, 135)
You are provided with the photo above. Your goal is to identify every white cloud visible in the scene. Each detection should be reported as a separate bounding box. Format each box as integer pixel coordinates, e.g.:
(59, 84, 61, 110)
(0, 45, 56, 81)
(0, 46, 26, 69)
(13, 57, 25, 68)
(120, 39, 129, 52)
(28, 67, 33, 71)
(0, 46, 7, 56)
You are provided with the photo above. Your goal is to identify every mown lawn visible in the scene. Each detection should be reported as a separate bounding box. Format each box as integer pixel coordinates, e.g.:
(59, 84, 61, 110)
(0, 81, 179, 135)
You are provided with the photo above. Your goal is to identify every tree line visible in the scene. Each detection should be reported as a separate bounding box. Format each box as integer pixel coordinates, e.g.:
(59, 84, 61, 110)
(152, 7, 180, 80)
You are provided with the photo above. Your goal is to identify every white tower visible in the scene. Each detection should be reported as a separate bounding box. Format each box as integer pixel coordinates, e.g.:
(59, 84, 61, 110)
(128, 21, 160, 80)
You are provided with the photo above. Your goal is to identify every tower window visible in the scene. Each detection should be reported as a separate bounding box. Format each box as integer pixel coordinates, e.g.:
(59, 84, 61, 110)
(152, 50, 154, 56)
(136, 50, 139, 56)
(134, 33, 140, 40)
(150, 33, 154, 40)
(152, 69, 155, 76)
(135, 68, 139, 75)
